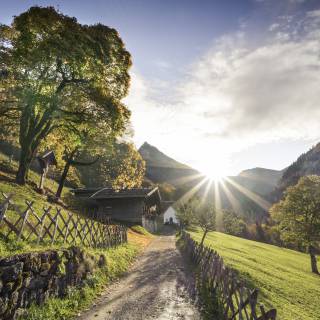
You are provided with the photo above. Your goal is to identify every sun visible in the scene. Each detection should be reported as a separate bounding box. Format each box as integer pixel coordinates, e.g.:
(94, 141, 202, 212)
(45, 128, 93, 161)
(195, 154, 230, 182)
(200, 165, 227, 181)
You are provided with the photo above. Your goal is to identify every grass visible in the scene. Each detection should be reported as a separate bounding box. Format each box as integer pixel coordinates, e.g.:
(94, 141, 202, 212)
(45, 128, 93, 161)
(189, 230, 320, 320)
(22, 229, 152, 320)
(130, 225, 154, 237)
(0, 238, 65, 257)
(0, 152, 85, 251)
(0, 151, 73, 212)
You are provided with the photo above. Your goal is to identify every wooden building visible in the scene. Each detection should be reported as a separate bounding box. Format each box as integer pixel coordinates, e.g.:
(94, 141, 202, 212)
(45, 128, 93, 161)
(73, 187, 162, 232)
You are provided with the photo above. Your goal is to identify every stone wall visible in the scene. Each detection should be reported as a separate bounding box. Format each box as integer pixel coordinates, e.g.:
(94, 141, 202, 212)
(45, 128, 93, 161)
(0, 247, 105, 320)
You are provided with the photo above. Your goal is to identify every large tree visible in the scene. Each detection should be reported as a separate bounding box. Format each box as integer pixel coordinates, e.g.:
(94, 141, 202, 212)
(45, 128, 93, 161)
(0, 6, 131, 184)
(270, 175, 320, 274)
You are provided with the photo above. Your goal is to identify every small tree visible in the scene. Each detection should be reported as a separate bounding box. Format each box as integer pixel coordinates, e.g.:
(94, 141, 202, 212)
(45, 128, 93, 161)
(194, 202, 216, 248)
(176, 200, 195, 230)
(270, 175, 320, 274)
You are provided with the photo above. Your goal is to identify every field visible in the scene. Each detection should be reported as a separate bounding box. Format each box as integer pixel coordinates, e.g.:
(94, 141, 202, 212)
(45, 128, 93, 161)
(189, 230, 320, 320)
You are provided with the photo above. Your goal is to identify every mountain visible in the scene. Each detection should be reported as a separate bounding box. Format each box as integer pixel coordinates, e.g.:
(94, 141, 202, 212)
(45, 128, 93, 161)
(139, 142, 191, 169)
(139, 142, 282, 218)
(235, 167, 283, 196)
(271, 142, 320, 202)
(139, 142, 201, 189)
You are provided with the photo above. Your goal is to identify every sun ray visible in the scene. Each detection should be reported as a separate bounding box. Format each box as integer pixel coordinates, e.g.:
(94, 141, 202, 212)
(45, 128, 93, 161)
(219, 179, 242, 213)
(167, 173, 205, 187)
(214, 180, 224, 230)
(224, 177, 271, 211)
(200, 178, 213, 205)
(175, 176, 209, 205)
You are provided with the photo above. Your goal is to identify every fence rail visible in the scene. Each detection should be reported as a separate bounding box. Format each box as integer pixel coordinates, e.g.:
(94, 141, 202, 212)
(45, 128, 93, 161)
(180, 231, 277, 320)
(0, 193, 127, 248)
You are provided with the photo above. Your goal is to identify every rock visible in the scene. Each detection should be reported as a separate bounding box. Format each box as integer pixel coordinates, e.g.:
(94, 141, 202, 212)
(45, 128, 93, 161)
(3, 282, 15, 294)
(0, 246, 100, 317)
(0, 256, 20, 267)
(1, 262, 23, 282)
(12, 307, 27, 320)
(23, 254, 41, 273)
(0, 296, 8, 315)
(28, 276, 47, 290)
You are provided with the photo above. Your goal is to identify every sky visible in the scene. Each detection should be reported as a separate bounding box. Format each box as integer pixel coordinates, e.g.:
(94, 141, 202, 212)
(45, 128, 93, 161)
(1, 0, 320, 176)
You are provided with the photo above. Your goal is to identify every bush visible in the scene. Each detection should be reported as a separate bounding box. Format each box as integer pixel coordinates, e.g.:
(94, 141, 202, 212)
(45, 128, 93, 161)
(222, 210, 247, 238)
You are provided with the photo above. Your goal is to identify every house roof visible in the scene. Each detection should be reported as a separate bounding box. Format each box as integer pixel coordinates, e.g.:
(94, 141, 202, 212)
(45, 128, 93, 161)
(161, 201, 175, 212)
(73, 187, 160, 200)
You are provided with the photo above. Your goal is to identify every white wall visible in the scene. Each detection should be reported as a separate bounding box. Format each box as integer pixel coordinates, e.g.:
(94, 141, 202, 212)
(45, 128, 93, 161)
(163, 207, 179, 224)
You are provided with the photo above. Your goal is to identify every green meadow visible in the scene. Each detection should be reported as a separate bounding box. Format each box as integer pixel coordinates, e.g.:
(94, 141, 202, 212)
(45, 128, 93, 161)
(189, 230, 320, 320)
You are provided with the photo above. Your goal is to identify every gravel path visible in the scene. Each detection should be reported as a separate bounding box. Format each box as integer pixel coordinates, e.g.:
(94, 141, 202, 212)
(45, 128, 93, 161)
(77, 230, 201, 320)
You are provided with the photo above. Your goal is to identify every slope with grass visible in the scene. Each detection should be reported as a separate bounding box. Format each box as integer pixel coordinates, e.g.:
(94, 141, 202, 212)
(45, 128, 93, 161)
(0, 151, 73, 211)
(0, 151, 82, 254)
(189, 230, 320, 320)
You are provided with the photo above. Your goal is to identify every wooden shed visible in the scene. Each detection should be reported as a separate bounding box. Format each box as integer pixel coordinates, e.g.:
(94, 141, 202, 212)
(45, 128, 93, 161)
(73, 187, 162, 231)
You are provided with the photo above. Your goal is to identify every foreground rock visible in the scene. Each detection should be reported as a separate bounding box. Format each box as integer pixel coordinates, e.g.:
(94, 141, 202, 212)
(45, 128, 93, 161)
(0, 246, 102, 319)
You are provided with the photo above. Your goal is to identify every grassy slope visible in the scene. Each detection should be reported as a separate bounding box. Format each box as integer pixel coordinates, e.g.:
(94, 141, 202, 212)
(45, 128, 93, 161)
(0, 151, 72, 211)
(189, 230, 320, 320)
(0, 152, 80, 253)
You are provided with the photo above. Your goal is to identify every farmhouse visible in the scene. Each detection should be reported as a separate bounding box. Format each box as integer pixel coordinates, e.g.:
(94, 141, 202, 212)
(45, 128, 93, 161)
(163, 205, 179, 225)
(73, 187, 162, 231)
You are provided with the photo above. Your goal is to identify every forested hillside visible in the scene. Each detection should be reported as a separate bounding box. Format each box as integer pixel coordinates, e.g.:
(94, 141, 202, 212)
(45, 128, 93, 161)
(270, 143, 320, 202)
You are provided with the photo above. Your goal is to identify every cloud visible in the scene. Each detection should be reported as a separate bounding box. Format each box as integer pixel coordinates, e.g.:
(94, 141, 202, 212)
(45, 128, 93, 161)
(125, 10, 320, 173)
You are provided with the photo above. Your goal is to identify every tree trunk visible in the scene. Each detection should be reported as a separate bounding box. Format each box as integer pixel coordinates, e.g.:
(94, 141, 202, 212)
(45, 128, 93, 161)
(56, 149, 99, 198)
(56, 159, 72, 199)
(200, 229, 208, 248)
(16, 146, 33, 185)
(309, 245, 319, 274)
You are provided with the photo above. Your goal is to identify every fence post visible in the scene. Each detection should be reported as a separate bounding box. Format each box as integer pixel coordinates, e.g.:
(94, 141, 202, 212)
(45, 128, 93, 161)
(0, 193, 13, 224)
(64, 213, 72, 244)
(37, 207, 50, 244)
(17, 201, 33, 241)
(180, 232, 277, 320)
(51, 209, 60, 245)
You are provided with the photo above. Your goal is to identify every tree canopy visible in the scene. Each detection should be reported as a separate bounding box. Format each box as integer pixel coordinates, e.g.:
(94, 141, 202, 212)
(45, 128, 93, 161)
(270, 175, 320, 274)
(0, 6, 131, 184)
(78, 142, 145, 190)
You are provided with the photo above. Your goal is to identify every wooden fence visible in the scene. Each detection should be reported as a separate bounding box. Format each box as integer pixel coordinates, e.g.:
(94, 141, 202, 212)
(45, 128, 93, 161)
(180, 231, 277, 320)
(0, 193, 127, 248)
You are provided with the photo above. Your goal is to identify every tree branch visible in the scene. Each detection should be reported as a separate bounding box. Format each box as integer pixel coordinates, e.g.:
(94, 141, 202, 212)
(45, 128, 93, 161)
(70, 156, 100, 167)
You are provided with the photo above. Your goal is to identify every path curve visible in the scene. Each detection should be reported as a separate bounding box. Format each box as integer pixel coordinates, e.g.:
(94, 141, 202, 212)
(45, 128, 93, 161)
(78, 230, 200, 320)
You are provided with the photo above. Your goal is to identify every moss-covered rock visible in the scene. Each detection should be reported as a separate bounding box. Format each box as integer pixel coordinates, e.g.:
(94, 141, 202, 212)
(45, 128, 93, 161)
(0, 246, 106, 319)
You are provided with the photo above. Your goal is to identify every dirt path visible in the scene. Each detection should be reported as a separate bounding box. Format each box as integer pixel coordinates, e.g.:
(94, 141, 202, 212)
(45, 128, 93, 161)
(78, 229, 201, 320)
